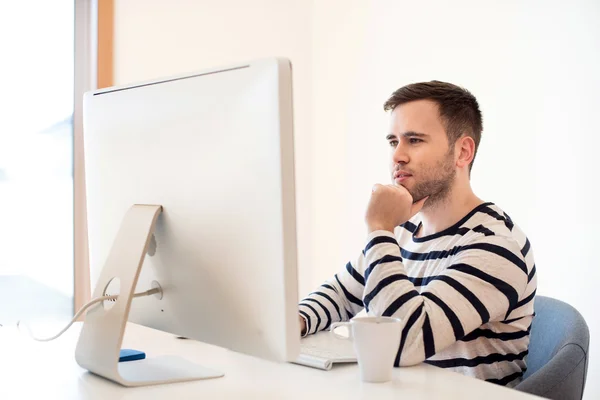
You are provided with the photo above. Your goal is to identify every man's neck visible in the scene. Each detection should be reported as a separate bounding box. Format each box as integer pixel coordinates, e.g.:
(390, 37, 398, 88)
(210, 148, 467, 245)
(415, 179, 483, 238)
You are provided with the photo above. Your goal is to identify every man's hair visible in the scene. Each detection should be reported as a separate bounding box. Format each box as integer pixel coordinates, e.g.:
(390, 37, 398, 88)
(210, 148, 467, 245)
(383, 81, 483, 171)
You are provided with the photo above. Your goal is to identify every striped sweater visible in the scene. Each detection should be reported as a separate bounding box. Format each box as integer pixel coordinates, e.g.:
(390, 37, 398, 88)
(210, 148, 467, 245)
(299, 202, 536, 387)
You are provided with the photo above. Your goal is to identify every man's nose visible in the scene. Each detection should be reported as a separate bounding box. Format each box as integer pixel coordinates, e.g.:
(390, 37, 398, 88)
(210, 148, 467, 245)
(392, 143, 409, 165)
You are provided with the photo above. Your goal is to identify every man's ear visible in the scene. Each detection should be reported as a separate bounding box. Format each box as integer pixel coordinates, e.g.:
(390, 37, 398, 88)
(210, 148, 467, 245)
(455, 135, 475, 169)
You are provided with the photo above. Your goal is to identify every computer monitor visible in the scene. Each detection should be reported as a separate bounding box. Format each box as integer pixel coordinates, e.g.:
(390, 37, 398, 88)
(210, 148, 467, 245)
(76, 58, 300, 386)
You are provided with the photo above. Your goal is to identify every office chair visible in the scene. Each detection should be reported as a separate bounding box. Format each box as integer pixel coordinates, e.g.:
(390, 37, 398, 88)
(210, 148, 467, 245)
(515, 296, 589, 400)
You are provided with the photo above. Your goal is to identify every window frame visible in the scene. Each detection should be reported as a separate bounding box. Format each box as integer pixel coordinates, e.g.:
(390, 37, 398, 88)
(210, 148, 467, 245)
(74, 0, 113, 314)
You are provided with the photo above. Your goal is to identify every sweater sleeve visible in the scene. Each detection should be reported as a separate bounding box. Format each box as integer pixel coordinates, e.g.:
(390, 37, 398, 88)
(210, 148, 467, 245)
(298, 256, 367, 336)
(361, 230, 528, 366)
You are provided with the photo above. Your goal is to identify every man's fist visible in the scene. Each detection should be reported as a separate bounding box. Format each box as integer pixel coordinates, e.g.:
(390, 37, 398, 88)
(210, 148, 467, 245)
(365, 184, 428, 233)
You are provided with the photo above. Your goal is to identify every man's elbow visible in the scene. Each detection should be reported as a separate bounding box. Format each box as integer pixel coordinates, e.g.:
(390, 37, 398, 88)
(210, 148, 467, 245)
(397, 357, 424, 367)
(395, 347, 427, 367)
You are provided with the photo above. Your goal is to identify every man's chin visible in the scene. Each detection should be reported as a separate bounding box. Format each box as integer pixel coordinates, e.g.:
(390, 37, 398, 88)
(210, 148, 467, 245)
(408, 189, 429, 204)
(392, 181, 426, 202)
(392, 180, 411, 189)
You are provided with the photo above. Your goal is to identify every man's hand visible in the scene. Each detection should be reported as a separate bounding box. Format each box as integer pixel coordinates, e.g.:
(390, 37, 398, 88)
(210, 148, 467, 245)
(365, 184, 428, 233)
(299, 315, 306, 336)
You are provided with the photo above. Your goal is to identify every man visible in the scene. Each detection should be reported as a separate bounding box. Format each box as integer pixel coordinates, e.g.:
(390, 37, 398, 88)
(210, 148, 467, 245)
(299, 81, 537, 388)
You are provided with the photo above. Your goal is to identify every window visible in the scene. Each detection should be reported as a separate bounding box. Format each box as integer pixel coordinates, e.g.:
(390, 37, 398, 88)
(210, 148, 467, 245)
(0, 0, 96, 328)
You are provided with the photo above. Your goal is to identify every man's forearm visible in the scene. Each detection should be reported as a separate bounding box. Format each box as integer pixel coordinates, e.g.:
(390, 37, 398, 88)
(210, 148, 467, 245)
(298, 271, 365, 335)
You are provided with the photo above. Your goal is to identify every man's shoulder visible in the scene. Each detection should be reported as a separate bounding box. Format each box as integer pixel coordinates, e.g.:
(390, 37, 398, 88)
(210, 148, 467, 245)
(454, 203, 533, 273)
(469, 203, 530, 249)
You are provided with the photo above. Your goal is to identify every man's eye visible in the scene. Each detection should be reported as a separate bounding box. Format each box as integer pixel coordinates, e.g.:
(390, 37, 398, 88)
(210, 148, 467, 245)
(389, 140, 399, 147)
(409, 138, 422, 144)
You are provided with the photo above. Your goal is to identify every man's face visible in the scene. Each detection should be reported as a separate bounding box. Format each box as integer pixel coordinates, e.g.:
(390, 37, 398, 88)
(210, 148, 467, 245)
(387, 99, 456, 204)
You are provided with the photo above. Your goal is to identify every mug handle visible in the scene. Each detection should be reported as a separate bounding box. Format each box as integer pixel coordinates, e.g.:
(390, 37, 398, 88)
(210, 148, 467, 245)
(330, 322, 353, 340)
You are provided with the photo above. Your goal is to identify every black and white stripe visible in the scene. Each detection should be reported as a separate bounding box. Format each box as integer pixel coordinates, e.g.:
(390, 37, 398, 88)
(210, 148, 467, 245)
(486, 369, 526, 386)
(300, 202, 536, 387)
(425, 349, 529, 369)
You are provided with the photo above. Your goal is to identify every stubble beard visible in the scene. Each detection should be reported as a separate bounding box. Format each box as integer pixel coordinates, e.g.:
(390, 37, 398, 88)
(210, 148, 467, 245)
(399, 151, 456, 210)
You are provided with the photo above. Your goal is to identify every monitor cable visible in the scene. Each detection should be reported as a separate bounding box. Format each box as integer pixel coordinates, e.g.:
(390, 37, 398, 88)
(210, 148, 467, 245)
(17, 287, 162, 342)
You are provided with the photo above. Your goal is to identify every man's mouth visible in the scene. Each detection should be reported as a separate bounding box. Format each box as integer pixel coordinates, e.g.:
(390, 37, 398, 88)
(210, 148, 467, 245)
(394, 170, 413, 183)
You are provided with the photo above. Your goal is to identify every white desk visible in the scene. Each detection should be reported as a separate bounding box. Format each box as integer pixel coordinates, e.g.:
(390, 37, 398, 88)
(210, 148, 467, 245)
(0, 322, 542, 399)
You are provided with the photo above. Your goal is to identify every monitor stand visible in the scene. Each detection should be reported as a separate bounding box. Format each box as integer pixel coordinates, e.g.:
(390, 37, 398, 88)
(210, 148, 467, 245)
(75, 204, 224, 386)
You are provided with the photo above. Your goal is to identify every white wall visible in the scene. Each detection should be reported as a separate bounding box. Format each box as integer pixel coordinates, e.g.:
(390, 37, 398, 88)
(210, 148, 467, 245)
(114, 0, 599, 397)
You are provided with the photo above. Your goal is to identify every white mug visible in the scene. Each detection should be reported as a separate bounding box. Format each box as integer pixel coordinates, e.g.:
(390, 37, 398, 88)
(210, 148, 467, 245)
(330, 316, 402, 383)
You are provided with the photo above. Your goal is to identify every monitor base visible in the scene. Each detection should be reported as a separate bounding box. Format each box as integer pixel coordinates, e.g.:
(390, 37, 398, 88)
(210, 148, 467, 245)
(75, 204, 224, 386)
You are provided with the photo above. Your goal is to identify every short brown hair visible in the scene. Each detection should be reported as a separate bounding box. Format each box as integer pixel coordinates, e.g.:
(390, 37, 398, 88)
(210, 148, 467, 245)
(384, 81, 483, 170)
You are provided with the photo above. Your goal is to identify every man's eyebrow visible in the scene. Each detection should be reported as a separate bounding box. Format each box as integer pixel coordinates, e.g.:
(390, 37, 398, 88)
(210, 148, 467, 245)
(401, 131, 427, 138)
(386, 131, 427, 140)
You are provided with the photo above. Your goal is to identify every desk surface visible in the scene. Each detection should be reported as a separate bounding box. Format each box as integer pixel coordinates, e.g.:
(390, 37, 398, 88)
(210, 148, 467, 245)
(0, 322, 541, 399)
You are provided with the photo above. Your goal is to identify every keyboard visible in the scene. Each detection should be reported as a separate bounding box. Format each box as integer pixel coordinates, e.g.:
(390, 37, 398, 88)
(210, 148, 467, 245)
(293, 331, 357, 370)
(300, 343, 355, 361)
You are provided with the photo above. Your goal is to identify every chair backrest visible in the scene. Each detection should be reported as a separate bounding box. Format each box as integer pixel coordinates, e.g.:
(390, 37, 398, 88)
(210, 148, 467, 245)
(515, 296, 589, 400)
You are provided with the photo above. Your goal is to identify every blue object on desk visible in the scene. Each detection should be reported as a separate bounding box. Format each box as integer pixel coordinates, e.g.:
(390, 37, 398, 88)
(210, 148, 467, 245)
(119, 349, 146, 362)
